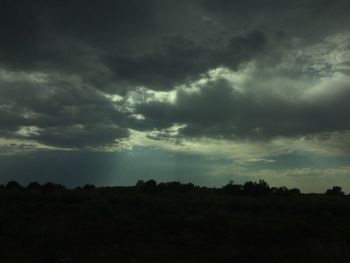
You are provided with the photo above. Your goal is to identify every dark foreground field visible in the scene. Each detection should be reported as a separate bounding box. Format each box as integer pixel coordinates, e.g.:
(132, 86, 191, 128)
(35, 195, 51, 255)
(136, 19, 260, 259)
(0, 181, 349, 263)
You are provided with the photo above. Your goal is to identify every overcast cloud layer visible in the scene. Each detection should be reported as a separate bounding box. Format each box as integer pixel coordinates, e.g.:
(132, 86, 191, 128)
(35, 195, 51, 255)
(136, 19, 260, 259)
(1, 0, 350, 191)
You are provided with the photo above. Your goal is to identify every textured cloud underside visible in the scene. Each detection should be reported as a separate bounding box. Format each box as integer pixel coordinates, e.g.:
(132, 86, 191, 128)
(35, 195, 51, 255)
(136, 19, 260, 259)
(0, 0, 350, 159)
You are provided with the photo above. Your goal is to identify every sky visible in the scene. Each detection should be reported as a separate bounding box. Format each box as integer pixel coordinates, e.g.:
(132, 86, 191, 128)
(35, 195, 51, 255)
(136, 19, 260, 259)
(1, 0, 350, 192)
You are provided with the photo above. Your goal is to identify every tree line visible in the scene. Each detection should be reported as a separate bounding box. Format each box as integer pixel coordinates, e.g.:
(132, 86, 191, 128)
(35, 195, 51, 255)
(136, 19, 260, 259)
(0, 180, 345, 196)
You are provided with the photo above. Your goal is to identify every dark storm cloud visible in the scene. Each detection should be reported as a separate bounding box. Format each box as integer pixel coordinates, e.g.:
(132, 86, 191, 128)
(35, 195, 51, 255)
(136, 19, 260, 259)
(3, 0, 347, 92)
(0, 0, 268, 92)
(1, 0, 349, 74)
(31, 124, 129, 149)
(0, 76, 133, 148)
(108, 30, 266, 90)
(0, 105, 29, 132)
(1, 0, 350, 150)
(0, 0, 155, 69)
(137, 79, 350, 140)
(201, 0, 350, 42)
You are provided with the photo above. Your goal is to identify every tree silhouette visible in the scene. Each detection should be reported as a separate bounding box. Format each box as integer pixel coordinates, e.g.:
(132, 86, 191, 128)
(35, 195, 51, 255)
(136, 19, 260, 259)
(40, 182, 65, 193)
(222, 181, 243, 195)
(289, 188, 301, 195)
(136, 179, 159, 193)
(136, 180, 145, 188)
(83, 184, 96, 190)
(6, 181, 22, 190)
(243, 180, 271, 196)
(27, 181, 41, 190)
(325, 186, 344, 196)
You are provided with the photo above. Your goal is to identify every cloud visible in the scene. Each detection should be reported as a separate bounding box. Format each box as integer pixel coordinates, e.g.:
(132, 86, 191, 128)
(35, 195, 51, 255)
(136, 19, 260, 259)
(107, 30, 266, 90)
(30, 124, 129, 149)
(1, 23, 350, 152)
(136, 76, 350, 140)
(0, 0, 269, 93)
(0, 0, 350, 194)
(133, 31, 350, 143)
(0, 0, 155, 67)
(201, 0, 350, 42)
(0, 68, 133, 149)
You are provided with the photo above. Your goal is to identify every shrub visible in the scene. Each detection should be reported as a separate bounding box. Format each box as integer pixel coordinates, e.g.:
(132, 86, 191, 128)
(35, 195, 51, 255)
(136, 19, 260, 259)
(325, 186, 344, 196)
(27, 181, 41, 190)
(6, 181, 22, 190)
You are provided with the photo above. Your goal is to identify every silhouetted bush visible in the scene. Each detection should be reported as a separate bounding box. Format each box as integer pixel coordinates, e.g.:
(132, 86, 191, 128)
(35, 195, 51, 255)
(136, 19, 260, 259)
(326, 186, 344, 196)
(289, 188, 301, 195)
(83, 184, 96, 190)
(0, 179, 349, 262)
(223, 180, 301, 197)
(27, 181, 41, 190)
(222, 181, 243, 195)
(164, 181, 183, 192)
(136, 179, 159, 193)
(6, 181, 22, 190)
(243, 180, 271, 196)
(142, 179, 158, 193)
(136, 180, 145, 188)
(40, 182, 66, 193)
(272, 186, 288, 195)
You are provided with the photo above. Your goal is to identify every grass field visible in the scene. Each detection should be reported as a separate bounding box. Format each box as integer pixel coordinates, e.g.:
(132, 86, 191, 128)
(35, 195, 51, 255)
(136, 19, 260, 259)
(0, 181, 349, 263)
